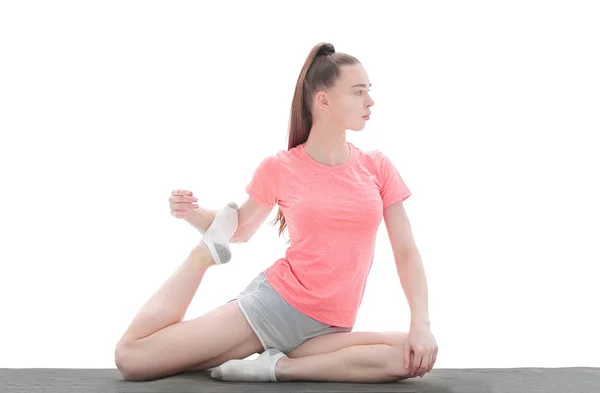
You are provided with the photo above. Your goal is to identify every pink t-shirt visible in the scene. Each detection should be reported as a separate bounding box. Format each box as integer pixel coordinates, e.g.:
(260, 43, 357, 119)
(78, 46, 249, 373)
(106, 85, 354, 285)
(245, 141, 411, 328)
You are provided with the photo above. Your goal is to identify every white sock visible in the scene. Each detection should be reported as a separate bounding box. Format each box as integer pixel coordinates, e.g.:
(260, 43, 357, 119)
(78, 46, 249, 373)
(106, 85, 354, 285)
(210, 348, 287, 382)
(201, 202, 238, 265)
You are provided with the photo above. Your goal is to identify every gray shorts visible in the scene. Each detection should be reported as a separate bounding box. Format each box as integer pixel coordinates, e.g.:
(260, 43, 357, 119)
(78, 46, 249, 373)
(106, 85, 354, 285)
(228, 271, 353, 354)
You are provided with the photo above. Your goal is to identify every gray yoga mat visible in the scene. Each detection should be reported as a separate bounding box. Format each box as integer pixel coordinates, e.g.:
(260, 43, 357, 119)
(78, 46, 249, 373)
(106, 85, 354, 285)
(1, 367, 599, 392)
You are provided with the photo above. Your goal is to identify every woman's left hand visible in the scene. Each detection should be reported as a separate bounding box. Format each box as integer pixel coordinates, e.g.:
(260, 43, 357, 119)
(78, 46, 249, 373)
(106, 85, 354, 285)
(404, 325, 438, 378)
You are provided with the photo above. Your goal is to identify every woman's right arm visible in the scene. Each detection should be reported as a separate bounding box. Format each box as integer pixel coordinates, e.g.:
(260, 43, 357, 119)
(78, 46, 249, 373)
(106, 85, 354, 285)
(232, 196, 274, 243)
(185, 196, 271, 243)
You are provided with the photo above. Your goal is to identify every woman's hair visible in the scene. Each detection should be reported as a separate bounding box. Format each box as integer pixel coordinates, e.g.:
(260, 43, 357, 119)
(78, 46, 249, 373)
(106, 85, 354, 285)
(269, 42, 361, 241)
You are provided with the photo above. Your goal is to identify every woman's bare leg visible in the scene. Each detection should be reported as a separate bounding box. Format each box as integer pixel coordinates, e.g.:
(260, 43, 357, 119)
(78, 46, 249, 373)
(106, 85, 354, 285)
(277, 343, 409, 383)
(210, 328, 414, 383)
(116, 243, 214, 345)
(116, 200, 237, 344)
(114, 242, 263, 381)
(274, 331, 412, 382)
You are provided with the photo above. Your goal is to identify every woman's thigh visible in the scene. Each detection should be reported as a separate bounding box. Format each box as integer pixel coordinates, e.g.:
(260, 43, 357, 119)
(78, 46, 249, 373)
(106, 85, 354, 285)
(188, 331, 408, 373)
(286, 331, 408, 358)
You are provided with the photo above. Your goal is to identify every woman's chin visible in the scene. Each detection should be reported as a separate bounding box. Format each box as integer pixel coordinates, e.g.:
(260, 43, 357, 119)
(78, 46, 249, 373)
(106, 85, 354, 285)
(350, 123, 367, 131)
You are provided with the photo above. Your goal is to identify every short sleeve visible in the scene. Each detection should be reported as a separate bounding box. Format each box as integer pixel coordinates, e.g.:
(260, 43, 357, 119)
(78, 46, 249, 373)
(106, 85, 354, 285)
(245, 154, 280, 209)
(375, 150, 411, 209)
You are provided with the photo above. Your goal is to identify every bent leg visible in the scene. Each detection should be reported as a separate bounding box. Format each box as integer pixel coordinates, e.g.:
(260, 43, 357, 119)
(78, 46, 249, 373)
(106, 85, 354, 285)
(115, 300, 263, 381)
(277, 331, 413, 383)
(116, 243, 216, 345)
(114, 238, 263, 381)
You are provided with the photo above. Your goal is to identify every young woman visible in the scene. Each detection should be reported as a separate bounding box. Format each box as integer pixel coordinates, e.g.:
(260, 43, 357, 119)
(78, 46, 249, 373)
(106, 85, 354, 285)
(115, 42, 438, 383)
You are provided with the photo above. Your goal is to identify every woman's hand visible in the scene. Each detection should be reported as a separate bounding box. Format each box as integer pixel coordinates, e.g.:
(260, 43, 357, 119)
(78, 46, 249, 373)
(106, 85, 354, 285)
(404, 325, 438, 378)
(169, 189, 198, 219)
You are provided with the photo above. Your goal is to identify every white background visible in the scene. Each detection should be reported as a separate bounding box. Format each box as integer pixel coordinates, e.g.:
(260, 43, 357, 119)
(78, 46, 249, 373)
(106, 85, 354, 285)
(1, 1, 598, 369)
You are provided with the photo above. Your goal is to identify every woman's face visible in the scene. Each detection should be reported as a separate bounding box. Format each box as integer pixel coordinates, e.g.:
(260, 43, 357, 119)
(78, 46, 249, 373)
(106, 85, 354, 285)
(315, 64, 375, 131)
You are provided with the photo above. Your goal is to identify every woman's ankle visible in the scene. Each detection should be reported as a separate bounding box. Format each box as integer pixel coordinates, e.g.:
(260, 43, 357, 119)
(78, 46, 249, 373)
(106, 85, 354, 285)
(189, 242, 216, 269)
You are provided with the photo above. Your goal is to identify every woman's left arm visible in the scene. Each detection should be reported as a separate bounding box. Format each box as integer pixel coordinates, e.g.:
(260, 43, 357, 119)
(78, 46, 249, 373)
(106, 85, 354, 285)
(382, 200, 430, 326)
(383, 200, 438, 378)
